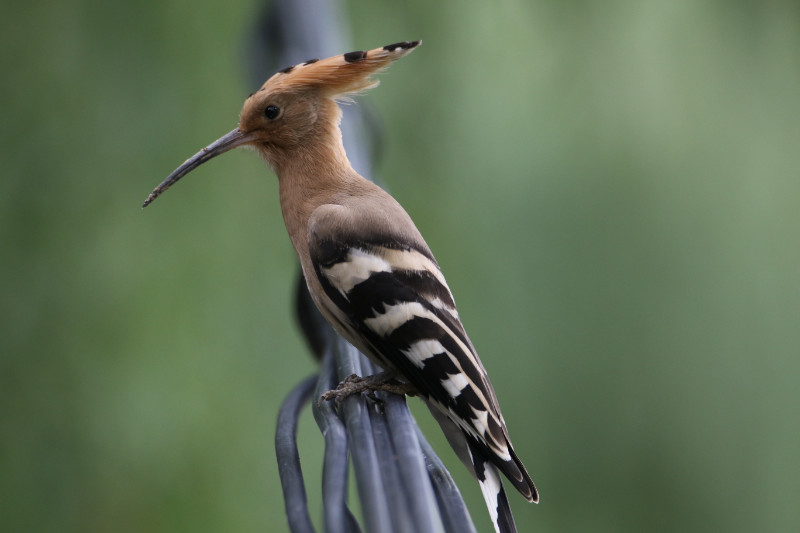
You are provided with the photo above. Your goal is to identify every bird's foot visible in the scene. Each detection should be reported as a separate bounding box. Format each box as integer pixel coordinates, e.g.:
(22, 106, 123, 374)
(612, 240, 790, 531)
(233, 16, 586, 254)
(318, 371, 417, 407)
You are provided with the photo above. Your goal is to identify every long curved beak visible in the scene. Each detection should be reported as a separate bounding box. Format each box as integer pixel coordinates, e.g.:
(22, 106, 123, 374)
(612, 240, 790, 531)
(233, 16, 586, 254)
(142, 128, 254, 208)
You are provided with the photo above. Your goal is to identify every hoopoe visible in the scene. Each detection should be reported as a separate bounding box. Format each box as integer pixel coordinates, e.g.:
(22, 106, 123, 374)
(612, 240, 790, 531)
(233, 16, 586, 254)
(144, 41, 538, 533)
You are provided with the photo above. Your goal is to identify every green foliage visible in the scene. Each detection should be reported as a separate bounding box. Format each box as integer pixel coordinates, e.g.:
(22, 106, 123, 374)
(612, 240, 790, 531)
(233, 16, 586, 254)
(2, 1, 799, 531)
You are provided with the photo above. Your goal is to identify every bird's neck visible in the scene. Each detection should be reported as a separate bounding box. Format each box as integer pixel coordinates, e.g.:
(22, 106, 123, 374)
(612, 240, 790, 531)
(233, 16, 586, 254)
(263, 119, 361, 261)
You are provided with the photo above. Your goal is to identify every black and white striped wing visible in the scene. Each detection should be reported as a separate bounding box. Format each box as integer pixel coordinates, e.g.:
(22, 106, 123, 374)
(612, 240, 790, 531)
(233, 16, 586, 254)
(308, 229, 535, 502)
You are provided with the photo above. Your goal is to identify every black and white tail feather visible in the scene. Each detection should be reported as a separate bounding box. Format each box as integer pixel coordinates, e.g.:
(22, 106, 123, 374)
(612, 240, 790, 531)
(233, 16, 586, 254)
(308, 202, 538, 533)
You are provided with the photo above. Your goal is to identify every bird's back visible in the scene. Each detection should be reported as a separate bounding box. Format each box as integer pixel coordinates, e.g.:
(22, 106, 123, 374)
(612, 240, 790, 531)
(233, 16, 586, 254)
(302, 176, 537, 504)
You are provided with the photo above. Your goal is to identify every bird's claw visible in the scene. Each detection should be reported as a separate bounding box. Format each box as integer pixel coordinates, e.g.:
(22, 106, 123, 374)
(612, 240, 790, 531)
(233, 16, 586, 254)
(316, 371, 417, 408)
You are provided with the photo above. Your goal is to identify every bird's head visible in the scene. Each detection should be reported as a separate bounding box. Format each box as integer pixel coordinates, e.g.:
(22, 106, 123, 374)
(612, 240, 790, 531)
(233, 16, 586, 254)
(143, 41, 420, 207)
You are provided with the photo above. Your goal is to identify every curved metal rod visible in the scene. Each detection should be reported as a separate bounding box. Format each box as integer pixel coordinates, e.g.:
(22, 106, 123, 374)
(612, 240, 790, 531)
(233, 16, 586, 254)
(275, 375, 319, 533)
(416, 424, 479, 533)
(382, 394, 446, 533)
(334, 344, 394, 533)
(312, 343, 362, 533)
(260, 1, 477, 532)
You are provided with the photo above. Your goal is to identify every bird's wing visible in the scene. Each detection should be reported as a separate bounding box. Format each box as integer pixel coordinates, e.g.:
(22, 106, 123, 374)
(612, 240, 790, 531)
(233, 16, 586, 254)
(306, 202, 536, 502)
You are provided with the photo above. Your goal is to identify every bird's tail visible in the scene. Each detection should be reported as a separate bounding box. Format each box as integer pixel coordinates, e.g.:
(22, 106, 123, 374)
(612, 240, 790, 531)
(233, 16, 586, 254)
(425, 400, 526, 532)
(467, 437, 518, 533)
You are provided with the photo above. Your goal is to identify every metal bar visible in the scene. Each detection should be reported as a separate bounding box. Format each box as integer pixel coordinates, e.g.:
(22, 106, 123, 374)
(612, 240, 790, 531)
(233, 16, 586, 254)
(275, 375, 318, 533)
(255, 1, 477, 532)
(312, 342, 362, 533)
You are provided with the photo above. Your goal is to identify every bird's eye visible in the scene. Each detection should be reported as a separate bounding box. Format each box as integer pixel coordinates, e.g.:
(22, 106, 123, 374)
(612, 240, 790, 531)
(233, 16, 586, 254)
(265, 105, 280, 120)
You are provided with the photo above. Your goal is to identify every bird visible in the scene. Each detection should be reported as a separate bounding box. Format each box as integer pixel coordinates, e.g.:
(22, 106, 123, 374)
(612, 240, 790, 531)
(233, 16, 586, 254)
(143, 41, 538, 533)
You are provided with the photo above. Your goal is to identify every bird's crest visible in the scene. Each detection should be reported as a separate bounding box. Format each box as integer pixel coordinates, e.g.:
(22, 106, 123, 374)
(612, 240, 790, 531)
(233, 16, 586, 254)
(257, 41, 421, 99)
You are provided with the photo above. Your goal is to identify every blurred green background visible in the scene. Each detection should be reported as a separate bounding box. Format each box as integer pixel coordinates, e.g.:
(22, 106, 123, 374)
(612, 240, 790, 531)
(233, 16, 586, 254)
(2, 1, 799, 531)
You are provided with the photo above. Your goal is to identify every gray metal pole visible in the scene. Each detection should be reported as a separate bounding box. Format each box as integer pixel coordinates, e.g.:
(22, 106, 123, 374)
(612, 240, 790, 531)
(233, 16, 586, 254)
(253, 2, 477, 532)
